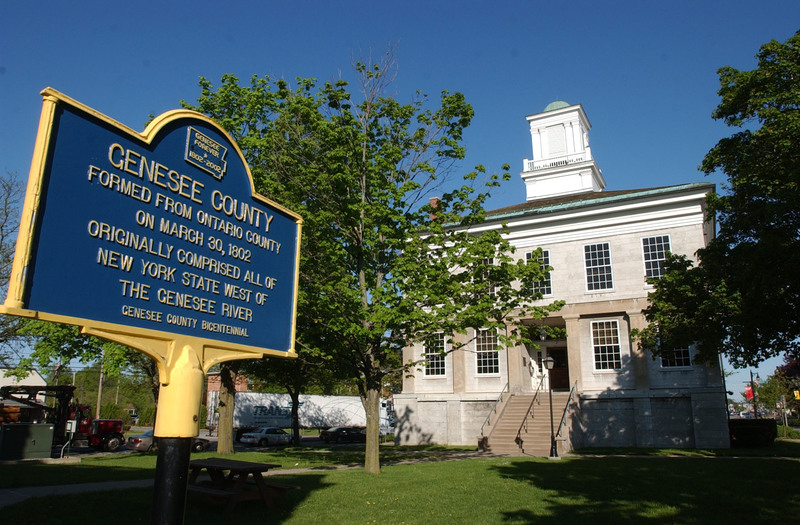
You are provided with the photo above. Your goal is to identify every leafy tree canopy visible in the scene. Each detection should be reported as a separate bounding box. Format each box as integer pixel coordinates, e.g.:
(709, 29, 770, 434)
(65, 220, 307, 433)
(0, 172, 28, 366)
(183, 52, 562, 472)
(13, 320, 149, 380)
(637, 31, 800, 367)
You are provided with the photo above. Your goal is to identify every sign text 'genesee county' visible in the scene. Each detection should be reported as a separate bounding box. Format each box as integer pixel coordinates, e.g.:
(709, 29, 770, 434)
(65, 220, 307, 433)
(86, 141, 285, 340)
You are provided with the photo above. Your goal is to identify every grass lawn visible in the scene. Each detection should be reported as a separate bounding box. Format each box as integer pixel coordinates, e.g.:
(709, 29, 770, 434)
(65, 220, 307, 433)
(0, 446, 473, 488)
(2, 443, 799, 524)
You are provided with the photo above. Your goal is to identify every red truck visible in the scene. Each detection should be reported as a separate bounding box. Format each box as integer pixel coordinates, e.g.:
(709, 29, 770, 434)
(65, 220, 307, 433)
(0, 385, 125, 452)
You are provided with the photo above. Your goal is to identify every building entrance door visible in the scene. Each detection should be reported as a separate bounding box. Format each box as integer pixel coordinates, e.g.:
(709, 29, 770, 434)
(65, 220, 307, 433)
(547, 348, 569, 390)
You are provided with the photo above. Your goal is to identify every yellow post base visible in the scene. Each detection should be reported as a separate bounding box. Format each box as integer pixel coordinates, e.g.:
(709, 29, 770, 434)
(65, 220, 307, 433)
(154, 343, 204, 437)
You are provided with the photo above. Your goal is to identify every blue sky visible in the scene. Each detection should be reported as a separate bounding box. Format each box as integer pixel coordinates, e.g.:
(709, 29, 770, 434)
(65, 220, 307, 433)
(2, 1, 797, 395)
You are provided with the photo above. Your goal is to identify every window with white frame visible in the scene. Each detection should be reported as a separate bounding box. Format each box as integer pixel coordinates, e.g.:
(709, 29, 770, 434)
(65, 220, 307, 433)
(585, 243, 613, 291)
(526, 250, 552, 296)
(476, 329, 500, 375)
(592, 320, 622, 370)
(423, 333, 447, 376)
(482, 258, 496, 296)
(642, 235, 671, 280)
(661, 347, 692, 368)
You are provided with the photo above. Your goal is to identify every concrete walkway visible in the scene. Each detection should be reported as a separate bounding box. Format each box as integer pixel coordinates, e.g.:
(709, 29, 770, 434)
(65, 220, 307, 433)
(0, 478, 154, 508)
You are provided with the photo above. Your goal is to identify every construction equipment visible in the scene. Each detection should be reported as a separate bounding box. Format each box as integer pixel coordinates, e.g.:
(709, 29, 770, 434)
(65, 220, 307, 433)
(0, 385, 125, 452)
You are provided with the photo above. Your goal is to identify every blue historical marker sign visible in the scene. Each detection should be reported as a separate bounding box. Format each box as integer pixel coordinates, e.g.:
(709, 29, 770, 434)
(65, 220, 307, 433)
(4, 89, 301, 356)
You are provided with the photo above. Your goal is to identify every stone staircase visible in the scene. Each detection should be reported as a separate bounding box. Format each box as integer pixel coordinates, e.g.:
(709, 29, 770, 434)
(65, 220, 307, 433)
(483, 391, 572, 456)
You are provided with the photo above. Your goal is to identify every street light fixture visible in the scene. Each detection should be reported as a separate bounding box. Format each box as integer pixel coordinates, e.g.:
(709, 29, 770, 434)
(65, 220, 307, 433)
(750, 370, 760, 419)
(542, 356, 558, 458)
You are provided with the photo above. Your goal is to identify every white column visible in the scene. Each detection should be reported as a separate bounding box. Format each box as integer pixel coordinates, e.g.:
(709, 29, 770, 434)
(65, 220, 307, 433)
(565, 121, 575, 155)
(532, 126, 543, 160)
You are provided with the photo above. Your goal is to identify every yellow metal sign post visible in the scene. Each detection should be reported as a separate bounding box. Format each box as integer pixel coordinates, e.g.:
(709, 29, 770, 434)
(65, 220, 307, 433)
(2, 89, 301, 524)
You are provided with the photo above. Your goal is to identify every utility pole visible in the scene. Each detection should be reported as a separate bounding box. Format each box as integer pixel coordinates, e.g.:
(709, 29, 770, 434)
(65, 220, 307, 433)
(96, 354, 104, 419)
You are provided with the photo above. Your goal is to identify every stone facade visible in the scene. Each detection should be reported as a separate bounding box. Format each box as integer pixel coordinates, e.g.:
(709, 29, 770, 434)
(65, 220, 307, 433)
(394, 102, 730, 451)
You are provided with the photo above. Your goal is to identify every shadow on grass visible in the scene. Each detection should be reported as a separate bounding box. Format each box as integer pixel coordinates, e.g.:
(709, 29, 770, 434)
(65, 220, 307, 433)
(571, 438, 800, 458)
(0, 461, 155, 489)
(491, 456, 800, 524)
(184, 473, 328, 523)
(1, 473, 329, 525)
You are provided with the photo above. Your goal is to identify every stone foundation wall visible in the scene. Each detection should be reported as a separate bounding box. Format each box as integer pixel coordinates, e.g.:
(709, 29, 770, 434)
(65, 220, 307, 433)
(395, 391, 730, 450)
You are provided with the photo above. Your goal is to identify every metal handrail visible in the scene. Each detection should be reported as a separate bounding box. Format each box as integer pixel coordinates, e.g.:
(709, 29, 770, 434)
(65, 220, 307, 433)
(556, 381, 578, 438)
(480, 382, 509, 437)
(516, 374, 546, 441)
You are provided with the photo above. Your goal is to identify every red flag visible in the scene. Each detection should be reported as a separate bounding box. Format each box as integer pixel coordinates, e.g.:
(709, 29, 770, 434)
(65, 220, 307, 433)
(745, 385, 754, 399)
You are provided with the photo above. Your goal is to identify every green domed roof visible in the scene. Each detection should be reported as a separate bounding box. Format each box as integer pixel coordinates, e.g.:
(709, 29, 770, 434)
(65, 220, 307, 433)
(543, 100, 570, 112)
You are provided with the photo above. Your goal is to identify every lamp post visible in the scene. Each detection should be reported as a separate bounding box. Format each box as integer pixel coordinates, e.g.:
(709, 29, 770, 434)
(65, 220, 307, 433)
(542, 356, 558, 458)
(750, 370, 760, 419)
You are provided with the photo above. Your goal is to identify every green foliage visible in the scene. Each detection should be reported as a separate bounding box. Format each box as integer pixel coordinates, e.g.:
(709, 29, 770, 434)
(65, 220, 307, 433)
(633, 253, 739, 363)
(10, 320, 160, 419)
(241, 354, 335, 444)
(14, 321, 143, 378)
(636, 31, 800, 366)
(100, 402, 129, 422)
(183, 53, 562, 472)
(199, 404, 207, 428)
(754, 371, 790, 412)
(778, 425, 800, 439)
(0, 171, 30, 365)
(137, 405, 156, 426)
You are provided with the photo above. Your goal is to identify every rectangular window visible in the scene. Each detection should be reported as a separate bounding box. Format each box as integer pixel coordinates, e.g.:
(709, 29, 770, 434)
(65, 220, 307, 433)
(526, 250, 552, 296)
(547, 124, 567, 156)
(585, 243, 613, 291)
(423, 333, 447, 376)
(482, 258, 496, 297)
(592, 320, 621, 370)
(643, 235, 671, 280)
(661, 348, 692, 368)
(476, 329, 500, 375)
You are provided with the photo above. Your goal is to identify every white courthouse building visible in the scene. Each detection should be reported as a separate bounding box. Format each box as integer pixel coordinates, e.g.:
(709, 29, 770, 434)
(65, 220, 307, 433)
(393, 101, 729, 454)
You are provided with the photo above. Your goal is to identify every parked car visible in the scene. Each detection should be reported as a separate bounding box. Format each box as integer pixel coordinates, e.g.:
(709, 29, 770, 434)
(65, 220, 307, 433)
(239, 427, 292, 446)
(126, 429, 211, 453)
(320, 426, 366, 443)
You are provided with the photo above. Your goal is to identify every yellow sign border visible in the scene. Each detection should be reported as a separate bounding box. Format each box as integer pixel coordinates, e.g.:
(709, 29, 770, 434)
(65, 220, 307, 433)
(1, 89, 302, 436)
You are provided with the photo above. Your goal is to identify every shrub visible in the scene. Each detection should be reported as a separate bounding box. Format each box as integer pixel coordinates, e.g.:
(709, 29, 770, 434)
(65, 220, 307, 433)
(100, 403, 129, 423)
(137, 406, 156, 427)
(729, 419, 778, 447)
(778, 425, 800, 439)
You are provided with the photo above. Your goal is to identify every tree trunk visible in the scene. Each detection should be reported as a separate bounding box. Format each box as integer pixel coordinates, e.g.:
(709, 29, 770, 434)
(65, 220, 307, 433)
(363, 387, 381, 474)
(216, 362, 239, 455)
(289, 388, 301, 445)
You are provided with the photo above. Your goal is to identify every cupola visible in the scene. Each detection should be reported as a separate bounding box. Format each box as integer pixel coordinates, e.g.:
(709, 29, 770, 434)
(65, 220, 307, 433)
(520, 101, 605, 201)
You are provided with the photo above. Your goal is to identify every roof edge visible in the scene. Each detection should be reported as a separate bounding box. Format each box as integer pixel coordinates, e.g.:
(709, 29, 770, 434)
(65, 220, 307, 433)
(486, 182, 715, 222)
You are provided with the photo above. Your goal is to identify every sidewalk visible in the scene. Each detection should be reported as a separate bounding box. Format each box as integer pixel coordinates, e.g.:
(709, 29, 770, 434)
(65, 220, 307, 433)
(0, 479, 154, 508)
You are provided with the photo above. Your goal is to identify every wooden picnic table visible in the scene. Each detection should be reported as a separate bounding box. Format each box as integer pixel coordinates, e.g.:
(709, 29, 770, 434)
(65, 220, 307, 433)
(187, 457, 297, 510)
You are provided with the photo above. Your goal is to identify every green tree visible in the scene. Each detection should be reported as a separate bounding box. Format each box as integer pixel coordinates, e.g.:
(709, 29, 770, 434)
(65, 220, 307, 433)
(636, 31, 800, 367)
(776, 357, 800, 415)
(0, 172, 29, 366)
(184, 53, 561, 473)
(15, 321, 139, 376)
(243, 350, 342, 445)
(754, 371, 790, 417)
(13, 321, 159, 417)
